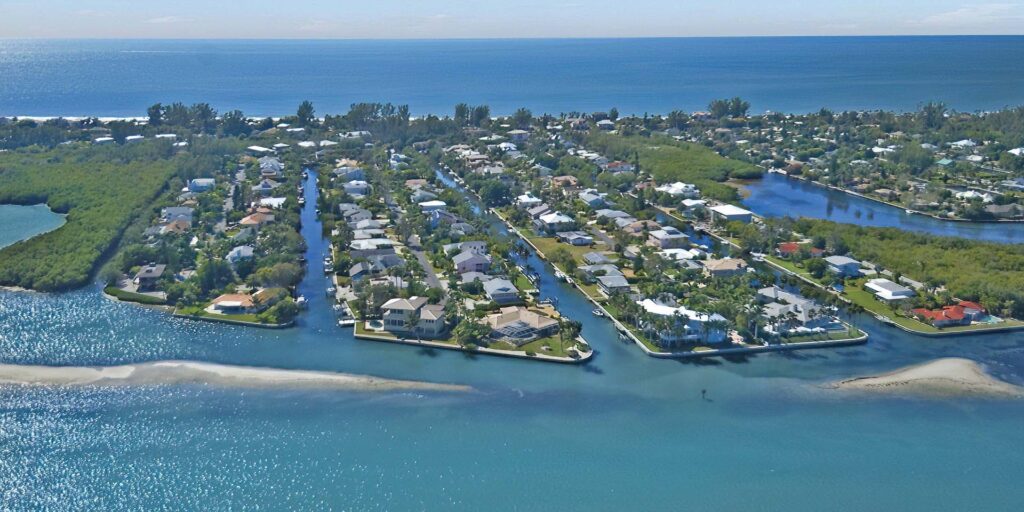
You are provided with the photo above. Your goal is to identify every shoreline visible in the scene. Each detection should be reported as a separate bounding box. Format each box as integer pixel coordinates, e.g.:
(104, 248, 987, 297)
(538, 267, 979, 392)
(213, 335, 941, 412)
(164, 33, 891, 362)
(0, 360, 472, 392)
(772, 171, 1024, 224)
(828, 358, 1024, 398)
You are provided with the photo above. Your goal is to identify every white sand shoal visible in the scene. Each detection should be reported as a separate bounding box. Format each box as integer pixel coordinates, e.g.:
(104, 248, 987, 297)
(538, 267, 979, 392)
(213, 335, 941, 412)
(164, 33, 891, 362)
(0, 360, 471, 393)
(830, 358, 1023, 398)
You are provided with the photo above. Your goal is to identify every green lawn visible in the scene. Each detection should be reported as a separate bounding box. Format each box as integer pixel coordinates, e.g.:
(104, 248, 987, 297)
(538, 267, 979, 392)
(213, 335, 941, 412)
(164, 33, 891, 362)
(104, 286, 166, 305)
(526, 234, 593, 265)
(175, 305, 265, 325)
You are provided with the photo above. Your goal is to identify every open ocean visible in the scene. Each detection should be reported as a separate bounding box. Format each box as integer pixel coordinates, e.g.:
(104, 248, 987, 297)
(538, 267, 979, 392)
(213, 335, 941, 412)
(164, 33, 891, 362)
(1, 37, 1024, 117)
(2, 38, 1024, 510)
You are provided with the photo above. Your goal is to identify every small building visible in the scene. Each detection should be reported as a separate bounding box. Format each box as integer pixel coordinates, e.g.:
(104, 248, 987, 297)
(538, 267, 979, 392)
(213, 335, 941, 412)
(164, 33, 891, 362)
(655, 182, 699, 198)
(865, 278, 915, 302)
(343, 180, 371, 197)
(226, 245, 255, 265)
(210, 293, 256, 314)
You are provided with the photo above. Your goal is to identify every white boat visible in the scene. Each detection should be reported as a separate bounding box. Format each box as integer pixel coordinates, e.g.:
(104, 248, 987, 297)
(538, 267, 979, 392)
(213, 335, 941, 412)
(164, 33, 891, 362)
(325, 286, 336, 296)
(591, 308, 605, 317)
(338, 318, 355, 327)
(295, 296, 307, 308)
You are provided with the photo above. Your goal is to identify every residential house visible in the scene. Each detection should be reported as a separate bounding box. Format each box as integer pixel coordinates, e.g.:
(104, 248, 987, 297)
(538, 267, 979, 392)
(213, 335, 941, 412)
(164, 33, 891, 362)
(865, 278, 915, 302)
(583, 252, 612, 265)
(453, 251, 492, 274)
(709, 204, 753, 224)
(824, 256, 862, 277)
(655, 182, 700, 198)
(133, 263, 166, 292)
(556, 231, 593, 246)
(647, 227, 689, 249)
(516, 193, 543, 208)
(578, 189, 607, 208)
(597, 275, 631, 295)
(578, 264, 623, 283)
(443, 240, 488, 255)
(343, 180, 371, 197)
(240, 212, 275, 228)
(534, 212, 575, 234)
(380, 297, 446, 338)
(161, 206, 194, 225)
(251, 179, 282, 196)
(418, 200, 448, 213)
(483, 278, 521, 305)
(226, 245, 255, 265)
(757, 286, 831, 333)
(636, 299, 728, 345)
(188, 178, 216, 192)
(484, 307, 560, 345)
(703, 258, 748, 278)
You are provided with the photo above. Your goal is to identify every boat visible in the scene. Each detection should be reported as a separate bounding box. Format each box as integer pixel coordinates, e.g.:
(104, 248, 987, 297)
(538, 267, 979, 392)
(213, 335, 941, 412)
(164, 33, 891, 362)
(553, 270, 568, 281)
(302, 171, 308, 179)
(295, 296, 307, 308)
(591, 308, 605, 317)
(338, 318, 355, 327)
(324, 265, 334, 274)
(325, 286, 336, 296)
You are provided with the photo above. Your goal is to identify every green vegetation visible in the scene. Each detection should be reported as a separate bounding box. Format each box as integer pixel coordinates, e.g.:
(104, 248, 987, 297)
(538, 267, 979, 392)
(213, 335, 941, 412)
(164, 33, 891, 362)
(0, 145, 177, 291)
(103, 286, 167, 305)
(794, 219, 1024, 318)
(586, 133, 761, 201)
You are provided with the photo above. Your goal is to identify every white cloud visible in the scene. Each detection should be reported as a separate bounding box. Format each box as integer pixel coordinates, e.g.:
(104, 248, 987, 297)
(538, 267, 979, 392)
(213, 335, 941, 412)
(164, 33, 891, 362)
(916, 2, 1023, 27)
(145, 16, 190, 24)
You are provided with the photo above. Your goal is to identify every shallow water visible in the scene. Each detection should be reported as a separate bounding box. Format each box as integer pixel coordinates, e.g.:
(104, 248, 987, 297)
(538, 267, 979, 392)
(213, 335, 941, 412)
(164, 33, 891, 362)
(0, 203, 66, 249)
(2, 170, 1024, 509)
(743, 173, 1024, 244)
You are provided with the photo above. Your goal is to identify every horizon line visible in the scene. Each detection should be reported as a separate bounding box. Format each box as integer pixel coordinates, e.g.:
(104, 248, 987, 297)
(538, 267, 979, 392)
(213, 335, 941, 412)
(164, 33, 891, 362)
(3, 34, 1024, 42)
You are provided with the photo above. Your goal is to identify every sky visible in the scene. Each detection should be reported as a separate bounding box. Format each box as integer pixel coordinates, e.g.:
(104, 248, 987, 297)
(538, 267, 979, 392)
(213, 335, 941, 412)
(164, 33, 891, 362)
(0, 0, 1022, 38)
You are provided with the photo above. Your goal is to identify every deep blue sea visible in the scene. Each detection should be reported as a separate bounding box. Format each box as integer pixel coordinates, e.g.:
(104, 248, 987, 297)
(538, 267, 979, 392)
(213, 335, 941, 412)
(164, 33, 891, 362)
(1, 37, 1024, 117)
(3, 39, 1024, 510)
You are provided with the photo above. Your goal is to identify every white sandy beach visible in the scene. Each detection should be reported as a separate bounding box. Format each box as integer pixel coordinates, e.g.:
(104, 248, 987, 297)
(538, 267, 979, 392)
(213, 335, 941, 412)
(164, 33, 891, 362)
(0, 360, 472, 393)
(830, 358, 1023, 398)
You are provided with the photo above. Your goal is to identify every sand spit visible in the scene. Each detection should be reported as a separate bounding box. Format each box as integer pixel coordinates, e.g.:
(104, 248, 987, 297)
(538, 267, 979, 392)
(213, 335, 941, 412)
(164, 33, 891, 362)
(830, 358, 1023, 398)
(0, 360, 472, 393)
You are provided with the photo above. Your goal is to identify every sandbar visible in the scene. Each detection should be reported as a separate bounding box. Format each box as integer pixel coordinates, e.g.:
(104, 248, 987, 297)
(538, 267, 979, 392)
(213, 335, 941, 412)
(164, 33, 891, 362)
(0, 360, 471, 393)
(829, 358, 1023, 398)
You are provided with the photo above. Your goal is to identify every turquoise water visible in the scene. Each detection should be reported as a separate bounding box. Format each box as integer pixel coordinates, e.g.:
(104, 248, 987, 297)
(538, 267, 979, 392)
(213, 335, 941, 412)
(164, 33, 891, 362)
(743, 173, 1024, 244)
(2, 171, 1024, 509)
(0, 203, 65, 249)
(2, 37, 1024, 117)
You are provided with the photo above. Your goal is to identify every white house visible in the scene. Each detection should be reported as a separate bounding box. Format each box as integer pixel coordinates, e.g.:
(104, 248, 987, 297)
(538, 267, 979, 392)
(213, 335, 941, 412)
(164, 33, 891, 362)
(865, 278, 915, 302)
(343, 180, 371, 197)
(709, 204, 753, 224)
(636, 299, 728, 345)
(655, 182, 700, 198)
(534, 211, 575, 233)
(419, 200, 448, 213)
(380, 297, 446, 338)
(516, 193, 543, 208)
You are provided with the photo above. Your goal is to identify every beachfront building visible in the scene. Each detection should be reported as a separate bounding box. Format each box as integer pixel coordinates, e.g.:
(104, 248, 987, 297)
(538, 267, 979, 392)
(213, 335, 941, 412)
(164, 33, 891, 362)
(636, 299, 728, 346)
(484, 307, 560, 346)
(380, 297, 446, 338)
